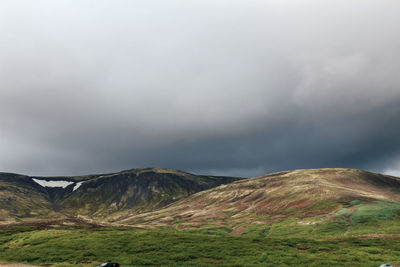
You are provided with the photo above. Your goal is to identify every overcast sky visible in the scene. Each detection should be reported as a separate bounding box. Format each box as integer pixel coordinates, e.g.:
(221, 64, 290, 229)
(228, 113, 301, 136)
(1, 0, 400, 177)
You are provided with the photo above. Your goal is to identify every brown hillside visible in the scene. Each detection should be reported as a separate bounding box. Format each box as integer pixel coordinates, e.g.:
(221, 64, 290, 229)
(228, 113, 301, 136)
(119, 168, 400, 228)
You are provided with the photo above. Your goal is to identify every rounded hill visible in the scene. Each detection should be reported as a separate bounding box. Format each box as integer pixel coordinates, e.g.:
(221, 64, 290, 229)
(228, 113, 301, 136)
(121, 168, 400, 230)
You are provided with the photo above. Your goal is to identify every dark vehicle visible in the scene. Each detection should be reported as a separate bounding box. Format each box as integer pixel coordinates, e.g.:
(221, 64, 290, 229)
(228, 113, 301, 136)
(97, 263, 120, 267)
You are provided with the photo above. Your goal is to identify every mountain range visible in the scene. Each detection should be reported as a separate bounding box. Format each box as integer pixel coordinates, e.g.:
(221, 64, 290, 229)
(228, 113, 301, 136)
(1, 167, 400, 237)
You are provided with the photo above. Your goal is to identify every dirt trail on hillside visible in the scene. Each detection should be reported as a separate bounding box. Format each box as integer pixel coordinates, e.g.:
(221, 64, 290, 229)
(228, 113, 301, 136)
(0, 263, 40, 267)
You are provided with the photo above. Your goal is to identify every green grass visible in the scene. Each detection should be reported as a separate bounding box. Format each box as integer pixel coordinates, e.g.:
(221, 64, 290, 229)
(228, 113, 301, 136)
(1, 200, 400, 266)
(1, 225, 400, 267)
(334, 201, 400, 225)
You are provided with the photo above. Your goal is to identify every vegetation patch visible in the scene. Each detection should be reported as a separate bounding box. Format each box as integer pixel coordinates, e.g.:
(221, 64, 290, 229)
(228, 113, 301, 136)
(1, 225, 400, 266)
(334, 201, 400, 225)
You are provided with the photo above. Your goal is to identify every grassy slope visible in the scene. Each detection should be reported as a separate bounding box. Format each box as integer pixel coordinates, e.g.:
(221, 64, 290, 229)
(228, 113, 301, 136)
(0, 225, 400, 267)
(0, 173, 58, 223)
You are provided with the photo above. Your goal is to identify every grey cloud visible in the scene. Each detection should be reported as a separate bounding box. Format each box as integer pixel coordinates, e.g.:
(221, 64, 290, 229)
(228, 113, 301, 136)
(1, 0, 400, 177)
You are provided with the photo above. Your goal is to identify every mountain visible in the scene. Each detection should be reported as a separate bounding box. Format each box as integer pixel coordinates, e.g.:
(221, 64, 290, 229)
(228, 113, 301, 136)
(119, 168, 400, 234)
(0, 168, 241, 223)
(0, 172, 57, 223)
(2, 167, 400, 237)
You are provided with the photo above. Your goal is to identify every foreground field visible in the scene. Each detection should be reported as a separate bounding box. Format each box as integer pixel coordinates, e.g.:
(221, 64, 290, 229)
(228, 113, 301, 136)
(0, 224, 400, 267)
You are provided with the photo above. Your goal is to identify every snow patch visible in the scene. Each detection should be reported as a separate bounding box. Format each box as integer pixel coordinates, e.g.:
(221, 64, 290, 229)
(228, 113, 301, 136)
(32, 178, 74, 188)
(73, 181, 84, 191)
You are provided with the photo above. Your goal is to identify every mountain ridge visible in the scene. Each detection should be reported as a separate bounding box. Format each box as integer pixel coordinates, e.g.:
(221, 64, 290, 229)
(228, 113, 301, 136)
(0, 168, 241, 224)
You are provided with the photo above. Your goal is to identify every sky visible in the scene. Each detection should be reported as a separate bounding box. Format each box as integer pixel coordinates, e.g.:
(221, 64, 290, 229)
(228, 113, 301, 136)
(1, 0, 400, 177)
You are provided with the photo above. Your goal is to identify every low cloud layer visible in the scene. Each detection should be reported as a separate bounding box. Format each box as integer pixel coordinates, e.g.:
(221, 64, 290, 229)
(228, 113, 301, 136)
(1, 0, 400, 177)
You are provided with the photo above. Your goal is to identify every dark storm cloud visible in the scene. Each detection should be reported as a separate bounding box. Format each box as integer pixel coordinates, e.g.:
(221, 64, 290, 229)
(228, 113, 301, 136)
(1, 0, 400, 177)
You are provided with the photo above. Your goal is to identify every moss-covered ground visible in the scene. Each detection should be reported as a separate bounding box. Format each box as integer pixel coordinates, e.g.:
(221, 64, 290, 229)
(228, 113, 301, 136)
(1, 222, 399, 267)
